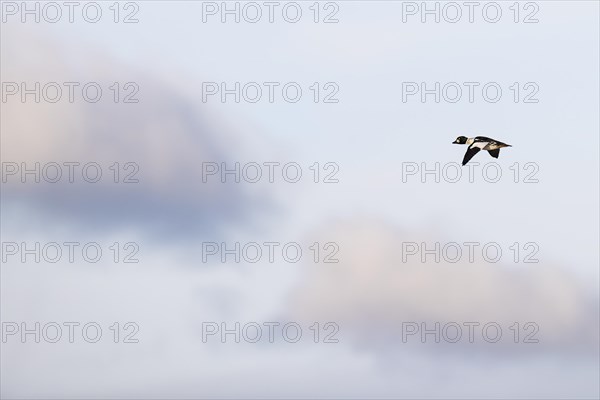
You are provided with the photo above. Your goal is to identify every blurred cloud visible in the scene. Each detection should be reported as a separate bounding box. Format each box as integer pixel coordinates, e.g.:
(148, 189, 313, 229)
(1, 26, 265, 238)
(289, 219, 599, 354)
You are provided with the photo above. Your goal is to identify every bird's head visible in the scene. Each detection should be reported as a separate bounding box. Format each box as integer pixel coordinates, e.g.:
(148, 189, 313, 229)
(453, 136, 468, 144)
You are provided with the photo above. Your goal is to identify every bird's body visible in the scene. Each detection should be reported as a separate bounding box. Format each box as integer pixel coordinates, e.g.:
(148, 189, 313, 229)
(452, 136, 511, 165)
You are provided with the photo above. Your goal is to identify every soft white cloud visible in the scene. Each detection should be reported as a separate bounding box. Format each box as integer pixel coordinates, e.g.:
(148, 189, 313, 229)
(290, 219, 599, 352)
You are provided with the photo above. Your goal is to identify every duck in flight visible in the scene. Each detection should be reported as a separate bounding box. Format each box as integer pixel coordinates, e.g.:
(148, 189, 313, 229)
(453, 136, 512, 166)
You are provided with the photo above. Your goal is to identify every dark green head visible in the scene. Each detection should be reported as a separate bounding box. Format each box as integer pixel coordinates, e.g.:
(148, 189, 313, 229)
(453, 136, 468, 144)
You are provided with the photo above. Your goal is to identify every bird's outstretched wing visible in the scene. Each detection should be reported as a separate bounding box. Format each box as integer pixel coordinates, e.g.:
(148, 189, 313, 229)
(462, 146, 481, 165)
(488, 149, 500, 158)
(476, 136, 510, 148)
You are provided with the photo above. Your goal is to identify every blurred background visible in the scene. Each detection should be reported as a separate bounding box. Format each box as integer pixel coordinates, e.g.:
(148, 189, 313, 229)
(1, 1, 599, 398)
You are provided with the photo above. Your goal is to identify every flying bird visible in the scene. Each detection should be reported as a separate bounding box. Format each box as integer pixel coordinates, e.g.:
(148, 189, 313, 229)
(453, 136, 512, 166)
